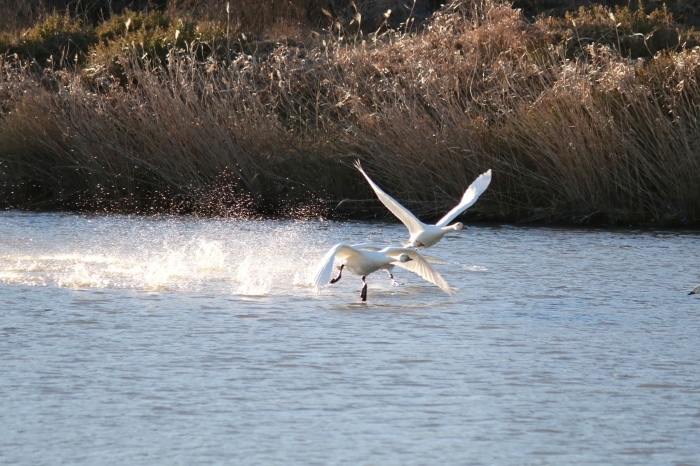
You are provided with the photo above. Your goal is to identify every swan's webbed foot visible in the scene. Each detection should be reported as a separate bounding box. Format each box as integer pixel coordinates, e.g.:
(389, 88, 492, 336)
(385, 270, 402, 286)
(360, 276, 367, 302)
(330, 264, 344, 284)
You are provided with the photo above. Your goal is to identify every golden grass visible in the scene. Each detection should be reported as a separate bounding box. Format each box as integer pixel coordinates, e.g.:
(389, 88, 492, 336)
(1, 0, 700, 225)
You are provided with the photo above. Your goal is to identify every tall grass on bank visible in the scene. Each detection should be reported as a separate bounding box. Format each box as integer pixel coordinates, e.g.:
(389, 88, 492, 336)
(1, 1, 700, 225)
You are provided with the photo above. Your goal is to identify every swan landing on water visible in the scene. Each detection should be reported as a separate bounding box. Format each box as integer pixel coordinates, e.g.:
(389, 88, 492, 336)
(313, 244, 454, 302)
(355, 160, 492, 249)
(689, 284, 700, 295)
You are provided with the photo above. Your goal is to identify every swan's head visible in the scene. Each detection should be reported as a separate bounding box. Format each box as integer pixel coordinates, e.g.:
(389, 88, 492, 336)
(408, 240, 424, 249)
(452, 222, 464, 231)
(398, 253, 413, 263)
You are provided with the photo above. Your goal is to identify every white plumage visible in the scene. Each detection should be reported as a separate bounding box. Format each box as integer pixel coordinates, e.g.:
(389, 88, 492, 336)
(355, 160, 491, 248)
(313, 243, 453, 301)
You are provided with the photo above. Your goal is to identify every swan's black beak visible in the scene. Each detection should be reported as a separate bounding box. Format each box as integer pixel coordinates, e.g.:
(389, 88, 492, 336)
(406, 257, 413, 262)
(689, 291, 696, 295)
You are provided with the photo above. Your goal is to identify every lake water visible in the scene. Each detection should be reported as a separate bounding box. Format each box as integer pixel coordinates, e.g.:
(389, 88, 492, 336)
(1, 211, 699, 465)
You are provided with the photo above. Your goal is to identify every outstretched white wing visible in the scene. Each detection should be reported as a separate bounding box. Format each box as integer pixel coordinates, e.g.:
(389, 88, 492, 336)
(312, 243, 356, 293)
(358, 243, 444, 264)
(355, 160, 425, 236)
(352, 243, 381, 250)
(385, 248, 455, 295)
(436, 169, 492, 227)
(418, 253, 448, 265)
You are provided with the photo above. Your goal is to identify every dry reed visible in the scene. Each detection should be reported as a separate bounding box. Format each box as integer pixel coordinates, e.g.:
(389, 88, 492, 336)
(1, 0, 700, 225)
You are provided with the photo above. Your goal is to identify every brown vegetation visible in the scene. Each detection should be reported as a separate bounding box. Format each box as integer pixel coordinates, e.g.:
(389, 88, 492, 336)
(1, 0, 700, 226)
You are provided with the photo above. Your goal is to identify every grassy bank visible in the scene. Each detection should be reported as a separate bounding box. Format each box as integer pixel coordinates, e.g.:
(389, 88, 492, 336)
(1, 0, 700, 226)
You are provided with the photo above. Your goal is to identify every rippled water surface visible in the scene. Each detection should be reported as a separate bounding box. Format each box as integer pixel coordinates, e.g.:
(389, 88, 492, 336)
(2, 211, 699, 465)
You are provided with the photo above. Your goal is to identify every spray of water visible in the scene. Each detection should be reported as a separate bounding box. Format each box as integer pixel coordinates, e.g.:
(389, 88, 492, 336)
(0, 214, 326, 297)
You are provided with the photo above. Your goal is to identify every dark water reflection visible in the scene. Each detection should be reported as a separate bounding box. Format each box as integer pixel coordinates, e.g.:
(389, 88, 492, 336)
(1, 212, 699, 465)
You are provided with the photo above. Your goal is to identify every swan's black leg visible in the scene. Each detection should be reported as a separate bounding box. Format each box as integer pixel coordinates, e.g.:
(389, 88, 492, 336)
(360, 276, 367, 301)
(386, 270, 400, 286)
(330, 264, 344, 284)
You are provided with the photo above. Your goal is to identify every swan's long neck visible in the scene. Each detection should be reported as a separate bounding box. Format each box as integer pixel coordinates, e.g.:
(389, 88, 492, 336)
(442, 224, 461, 232)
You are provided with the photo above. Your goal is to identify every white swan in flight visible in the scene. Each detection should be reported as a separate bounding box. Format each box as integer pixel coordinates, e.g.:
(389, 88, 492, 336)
(313, 243, 454, 301)
(355, 160, 492, 248)
(689, 284, 700, 295)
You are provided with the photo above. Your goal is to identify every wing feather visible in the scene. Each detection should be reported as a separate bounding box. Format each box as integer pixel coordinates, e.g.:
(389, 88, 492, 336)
(436, 169, 492, 227)
(386, 248, 455, 295)
(352, 243, 380, 251)
(312, 243, 355, 293)
(419, 253, 448, 265)
(355, 160, 425, 236)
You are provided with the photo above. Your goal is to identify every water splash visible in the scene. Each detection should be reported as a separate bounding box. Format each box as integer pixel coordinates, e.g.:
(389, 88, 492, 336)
(235, 255, 273, 296)
(58, 262, 110, 289)
(0, 214, 325, 297)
